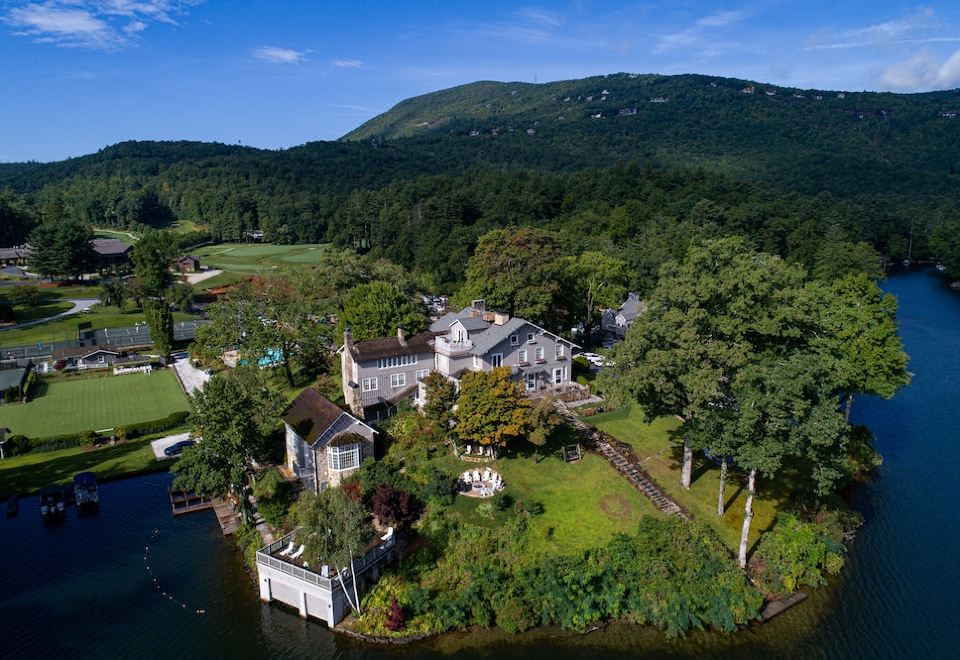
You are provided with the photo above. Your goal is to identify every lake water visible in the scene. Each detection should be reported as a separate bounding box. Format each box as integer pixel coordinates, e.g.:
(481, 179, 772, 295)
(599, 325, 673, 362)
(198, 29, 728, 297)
(2, 269, 957, 659)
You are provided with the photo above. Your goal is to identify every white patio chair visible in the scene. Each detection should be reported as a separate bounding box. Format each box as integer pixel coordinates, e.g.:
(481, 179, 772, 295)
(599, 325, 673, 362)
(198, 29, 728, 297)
(466, 444, 472, 455)
(463, 472, 473, 483)
(381, 526, 394, 541)
(482, 469, 491, 482)
(289, 544, 305, 560)
(278, 541, 295, 557)
(472, 470, 482, 482)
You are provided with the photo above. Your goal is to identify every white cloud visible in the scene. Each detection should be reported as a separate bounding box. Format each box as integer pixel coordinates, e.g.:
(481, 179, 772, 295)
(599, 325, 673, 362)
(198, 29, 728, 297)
(656, 8, 750, 53)
(2, 1, 203, 49)
(880, 48, 960, 90)
(331, 58, 362, 68)
(807, 7, 940, 50)
(252, 46, 308, 64)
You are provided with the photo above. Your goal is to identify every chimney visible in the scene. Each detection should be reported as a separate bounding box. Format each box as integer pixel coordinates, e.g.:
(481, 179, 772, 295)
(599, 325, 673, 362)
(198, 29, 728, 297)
(343, 329, 354, 352)
(472, 299, 486, 313)
(397, 326, 406, 345)
(493, 311, 510, 326)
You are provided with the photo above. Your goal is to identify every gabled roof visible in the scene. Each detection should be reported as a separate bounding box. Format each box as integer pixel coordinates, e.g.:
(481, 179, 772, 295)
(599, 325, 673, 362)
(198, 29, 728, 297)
(455, 316, 491, 332)
(92, 239, 132, 257)
(619, 293, 647, 322)
(349, 330, 436, 362)
(467, 316, 528, 356)
(282, 388, 362, 445)
(52, 345, 120, 360)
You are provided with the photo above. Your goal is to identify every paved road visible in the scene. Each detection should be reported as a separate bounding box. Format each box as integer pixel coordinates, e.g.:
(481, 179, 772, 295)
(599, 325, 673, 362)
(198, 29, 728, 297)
(0, 298, 100, 331)
(185, 269, 223, 285)
(171, 354, 211, 395)
(151, 432, 192, 460)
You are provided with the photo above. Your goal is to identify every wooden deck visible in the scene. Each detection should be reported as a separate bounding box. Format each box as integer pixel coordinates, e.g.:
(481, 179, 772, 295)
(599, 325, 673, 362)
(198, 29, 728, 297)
(169, 488, 240, 535)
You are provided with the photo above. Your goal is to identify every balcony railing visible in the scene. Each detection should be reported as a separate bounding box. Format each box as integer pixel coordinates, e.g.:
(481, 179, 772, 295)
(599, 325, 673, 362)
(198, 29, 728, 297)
(434, 336, 474, 355)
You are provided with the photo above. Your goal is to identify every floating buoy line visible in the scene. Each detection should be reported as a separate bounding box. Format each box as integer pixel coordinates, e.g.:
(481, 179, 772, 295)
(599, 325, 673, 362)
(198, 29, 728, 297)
(144, 528, 207, 616)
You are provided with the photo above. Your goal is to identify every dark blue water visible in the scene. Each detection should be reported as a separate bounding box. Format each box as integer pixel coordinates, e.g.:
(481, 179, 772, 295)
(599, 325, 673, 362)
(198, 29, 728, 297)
(1, 269, 957, 659)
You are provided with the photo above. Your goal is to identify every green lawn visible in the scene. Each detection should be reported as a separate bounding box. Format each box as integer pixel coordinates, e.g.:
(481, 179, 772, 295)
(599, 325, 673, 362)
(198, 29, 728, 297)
(93, 228, 139, 244)
(0, 370, 190, 437)
(590, 405, 785, 552)
(5, 301, 73, 324)
(0, 304, 198, 347)
(432, 425, 662, 557)
(0, 436, 166, 495)
(192, 243, 331, 274)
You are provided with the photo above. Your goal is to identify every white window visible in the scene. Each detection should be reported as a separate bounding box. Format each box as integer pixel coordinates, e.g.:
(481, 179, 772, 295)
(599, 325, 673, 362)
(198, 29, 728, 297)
(98, 355, 105, 364)
(535, 346, 545, 362)
(376, 354, 418, 369)
(518, 349, 528, 363)
(416, 369, 429, 381)
(555, 343, 565, 358)
(491, 353, 503, 368)
(327, 442, 360, 472)
(525, 374, 536, 391)
(510, 334, 519, 346)
(553, 367, 566, 384)
(473, 355, 482, 369)
(361, 377, 378, 392)
(527, 332, 535, 343)
(390, 372, 407, 388)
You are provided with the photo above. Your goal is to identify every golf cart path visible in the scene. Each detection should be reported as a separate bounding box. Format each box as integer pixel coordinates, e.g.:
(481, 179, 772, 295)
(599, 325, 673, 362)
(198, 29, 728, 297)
(0, 298, 99, 331)
(185, 269, 223, 285)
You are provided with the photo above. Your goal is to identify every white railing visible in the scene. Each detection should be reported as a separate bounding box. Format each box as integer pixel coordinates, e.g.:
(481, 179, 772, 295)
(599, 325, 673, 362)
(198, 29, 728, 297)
(114, 365, 152, 376)
(435, 336, 473, 354)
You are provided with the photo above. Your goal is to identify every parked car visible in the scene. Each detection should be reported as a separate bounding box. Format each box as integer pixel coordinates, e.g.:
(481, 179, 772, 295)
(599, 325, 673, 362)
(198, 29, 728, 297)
(164, 440, 195, 457)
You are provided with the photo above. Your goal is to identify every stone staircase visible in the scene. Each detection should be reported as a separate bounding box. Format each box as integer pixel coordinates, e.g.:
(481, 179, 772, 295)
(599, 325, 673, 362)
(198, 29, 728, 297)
(558, 405, 687, 518)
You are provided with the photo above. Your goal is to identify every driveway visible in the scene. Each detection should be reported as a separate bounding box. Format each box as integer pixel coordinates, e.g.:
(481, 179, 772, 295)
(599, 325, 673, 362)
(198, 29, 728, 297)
(0, 298, 99, 331)
(171, 354, 211, 395)
(151, 432, 192, 460)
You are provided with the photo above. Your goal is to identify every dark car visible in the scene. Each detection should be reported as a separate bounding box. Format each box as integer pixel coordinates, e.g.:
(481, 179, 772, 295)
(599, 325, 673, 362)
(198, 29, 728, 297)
(163, 440, 196, 457)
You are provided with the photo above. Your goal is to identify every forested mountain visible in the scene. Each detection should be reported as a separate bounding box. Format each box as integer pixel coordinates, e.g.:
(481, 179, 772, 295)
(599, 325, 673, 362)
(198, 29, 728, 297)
(1, 72, 959, 286)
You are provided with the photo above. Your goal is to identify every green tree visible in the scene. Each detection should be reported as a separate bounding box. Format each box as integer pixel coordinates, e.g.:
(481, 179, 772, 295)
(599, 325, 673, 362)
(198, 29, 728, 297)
(169, 282, 195, 312)
(292, 488, 372, 614)
(564, 250, 628, 346)
(931, 219, 960, 277)
(422, 371, 458, 431)
(194, 272, 331, 386)
(336, 280, 425, 342)
(173, 369, 284, 495)
(56, 219, 96, 280)
(455, 227, 566, 326)
(26, 224, 61, 279)
(812, 273, 910, 419)
(131, 230, 178, 296)
(143, 300, 174, 360)
(455, 367, 531, 452)
(99, 277, 130, 311)
(600, 237, 814, 490)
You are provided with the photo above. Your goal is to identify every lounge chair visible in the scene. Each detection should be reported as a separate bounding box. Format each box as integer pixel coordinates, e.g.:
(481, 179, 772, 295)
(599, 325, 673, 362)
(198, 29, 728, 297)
(466, 444, 472, 455)
(463, 471, 473, 483)
(278, 541, 295, 557)
(381, 526, 394, 541)
(321, 565, 330, 577)
(472, 469, 482, 482)
(289, 544, 305, 560)
(482, 469, 491, 481)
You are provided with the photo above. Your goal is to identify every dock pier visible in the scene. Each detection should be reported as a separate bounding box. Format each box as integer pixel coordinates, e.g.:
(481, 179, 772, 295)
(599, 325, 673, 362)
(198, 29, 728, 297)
(169, 488, 240, 535)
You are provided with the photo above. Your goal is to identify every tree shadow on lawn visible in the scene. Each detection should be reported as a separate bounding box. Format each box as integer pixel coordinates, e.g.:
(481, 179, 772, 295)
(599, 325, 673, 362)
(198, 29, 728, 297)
(510, 423, 581, 462)
(0, 441, 153, 495)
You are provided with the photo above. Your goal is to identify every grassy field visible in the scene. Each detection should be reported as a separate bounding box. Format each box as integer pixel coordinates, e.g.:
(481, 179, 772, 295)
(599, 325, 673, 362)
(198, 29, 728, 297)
(1, 300, 73, 325)
(590, 405, 784, 551)
(0, 304, 199, 347)
(0, 370, 190, 437)
(192, 243, 331, 273)
(93, 228, 140, 244)
(0, 436, 167, 495)
(432, 425, 661, 557)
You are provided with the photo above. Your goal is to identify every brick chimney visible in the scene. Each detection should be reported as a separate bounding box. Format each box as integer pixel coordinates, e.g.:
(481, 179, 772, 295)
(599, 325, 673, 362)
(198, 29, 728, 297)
(397, 326, 406, 345)
(343, 328, 354, 352)
(472, 299, 486, 313)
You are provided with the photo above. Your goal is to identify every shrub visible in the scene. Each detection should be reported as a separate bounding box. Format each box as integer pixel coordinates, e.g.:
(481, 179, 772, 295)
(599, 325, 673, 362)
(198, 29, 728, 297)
(492, 491, 513, 511)
(753, 513, 847, 596)
(494, 594, 536, 634)
(372, 484, 422, 527)
(14, 410, 191, 454)
(385, 597, 406, 632)
(0, 302, 14, 322)
(476, 502, 496, 519)
(3, 434, 31, 456)
(122, 410, 191, 438)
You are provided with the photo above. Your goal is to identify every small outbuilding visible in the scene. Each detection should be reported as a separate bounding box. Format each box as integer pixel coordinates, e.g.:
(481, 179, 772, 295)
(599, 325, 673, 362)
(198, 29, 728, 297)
(177, 255, 201, 273)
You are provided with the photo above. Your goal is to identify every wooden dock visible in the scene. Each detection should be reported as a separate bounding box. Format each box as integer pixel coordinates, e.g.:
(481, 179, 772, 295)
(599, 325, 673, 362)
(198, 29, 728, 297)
(761, 591, 808, 622)
(169, 488, 239, 535)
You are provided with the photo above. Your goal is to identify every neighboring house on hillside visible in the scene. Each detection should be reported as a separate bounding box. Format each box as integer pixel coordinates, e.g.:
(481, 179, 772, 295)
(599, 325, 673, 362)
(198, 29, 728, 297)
(341, 328, 436, 421)
(601, 292, 646, 339)
(282, 387, 377, 492)
(177, 255, 201, 273)
(429, 299, 578, 396)
(0, 244, 31, 267)
(92, 239, 133, 271)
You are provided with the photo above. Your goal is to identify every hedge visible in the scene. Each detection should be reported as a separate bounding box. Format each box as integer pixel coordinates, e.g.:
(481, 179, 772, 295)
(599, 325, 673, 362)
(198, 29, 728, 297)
(7, 410, 191, 456)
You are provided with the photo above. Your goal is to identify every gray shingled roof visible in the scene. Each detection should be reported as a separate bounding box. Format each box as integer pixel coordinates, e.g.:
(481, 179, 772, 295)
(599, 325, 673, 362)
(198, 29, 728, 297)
(458, 316, 491, 332)
(619, 294, 646, 322)
(430, 311, 464, 332)
(467, 316, 528, 356)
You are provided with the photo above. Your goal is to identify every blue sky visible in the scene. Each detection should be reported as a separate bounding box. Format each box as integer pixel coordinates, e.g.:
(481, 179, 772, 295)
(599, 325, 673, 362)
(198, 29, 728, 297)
(4, 1, 960, 162)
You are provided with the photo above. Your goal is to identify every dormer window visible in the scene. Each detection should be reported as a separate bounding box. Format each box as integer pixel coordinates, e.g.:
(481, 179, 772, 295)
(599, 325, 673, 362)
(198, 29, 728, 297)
(526, 332, 535, 343)
(510, 335, 519, 346)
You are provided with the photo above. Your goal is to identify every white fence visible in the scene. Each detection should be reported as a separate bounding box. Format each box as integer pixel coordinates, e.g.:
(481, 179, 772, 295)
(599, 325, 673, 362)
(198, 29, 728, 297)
(113, 365, 152, 376)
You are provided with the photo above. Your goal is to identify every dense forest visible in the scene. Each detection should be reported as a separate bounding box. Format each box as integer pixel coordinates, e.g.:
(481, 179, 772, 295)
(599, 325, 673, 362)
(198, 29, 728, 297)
(2, 72, 959, 284)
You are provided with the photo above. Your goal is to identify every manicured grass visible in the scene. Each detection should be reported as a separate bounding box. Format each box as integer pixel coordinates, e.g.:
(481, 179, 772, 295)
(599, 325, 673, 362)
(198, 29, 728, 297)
(5, 301, 73, 324)
(590, 405, 785, 552)
(191, 243, 331, 274)
(432, 425, 662, 557)
(0, 304, 199, 347)
(93, 228, 139, 244)
(0, 436, 166, 495)
(0, 370, 190, 437)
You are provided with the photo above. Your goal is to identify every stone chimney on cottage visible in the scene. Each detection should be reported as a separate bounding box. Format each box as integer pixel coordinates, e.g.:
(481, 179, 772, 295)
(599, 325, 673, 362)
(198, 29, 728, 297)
(397, 326, 406, 345)
(469, 299, 486, 318)
(343, 328, 354, 352)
